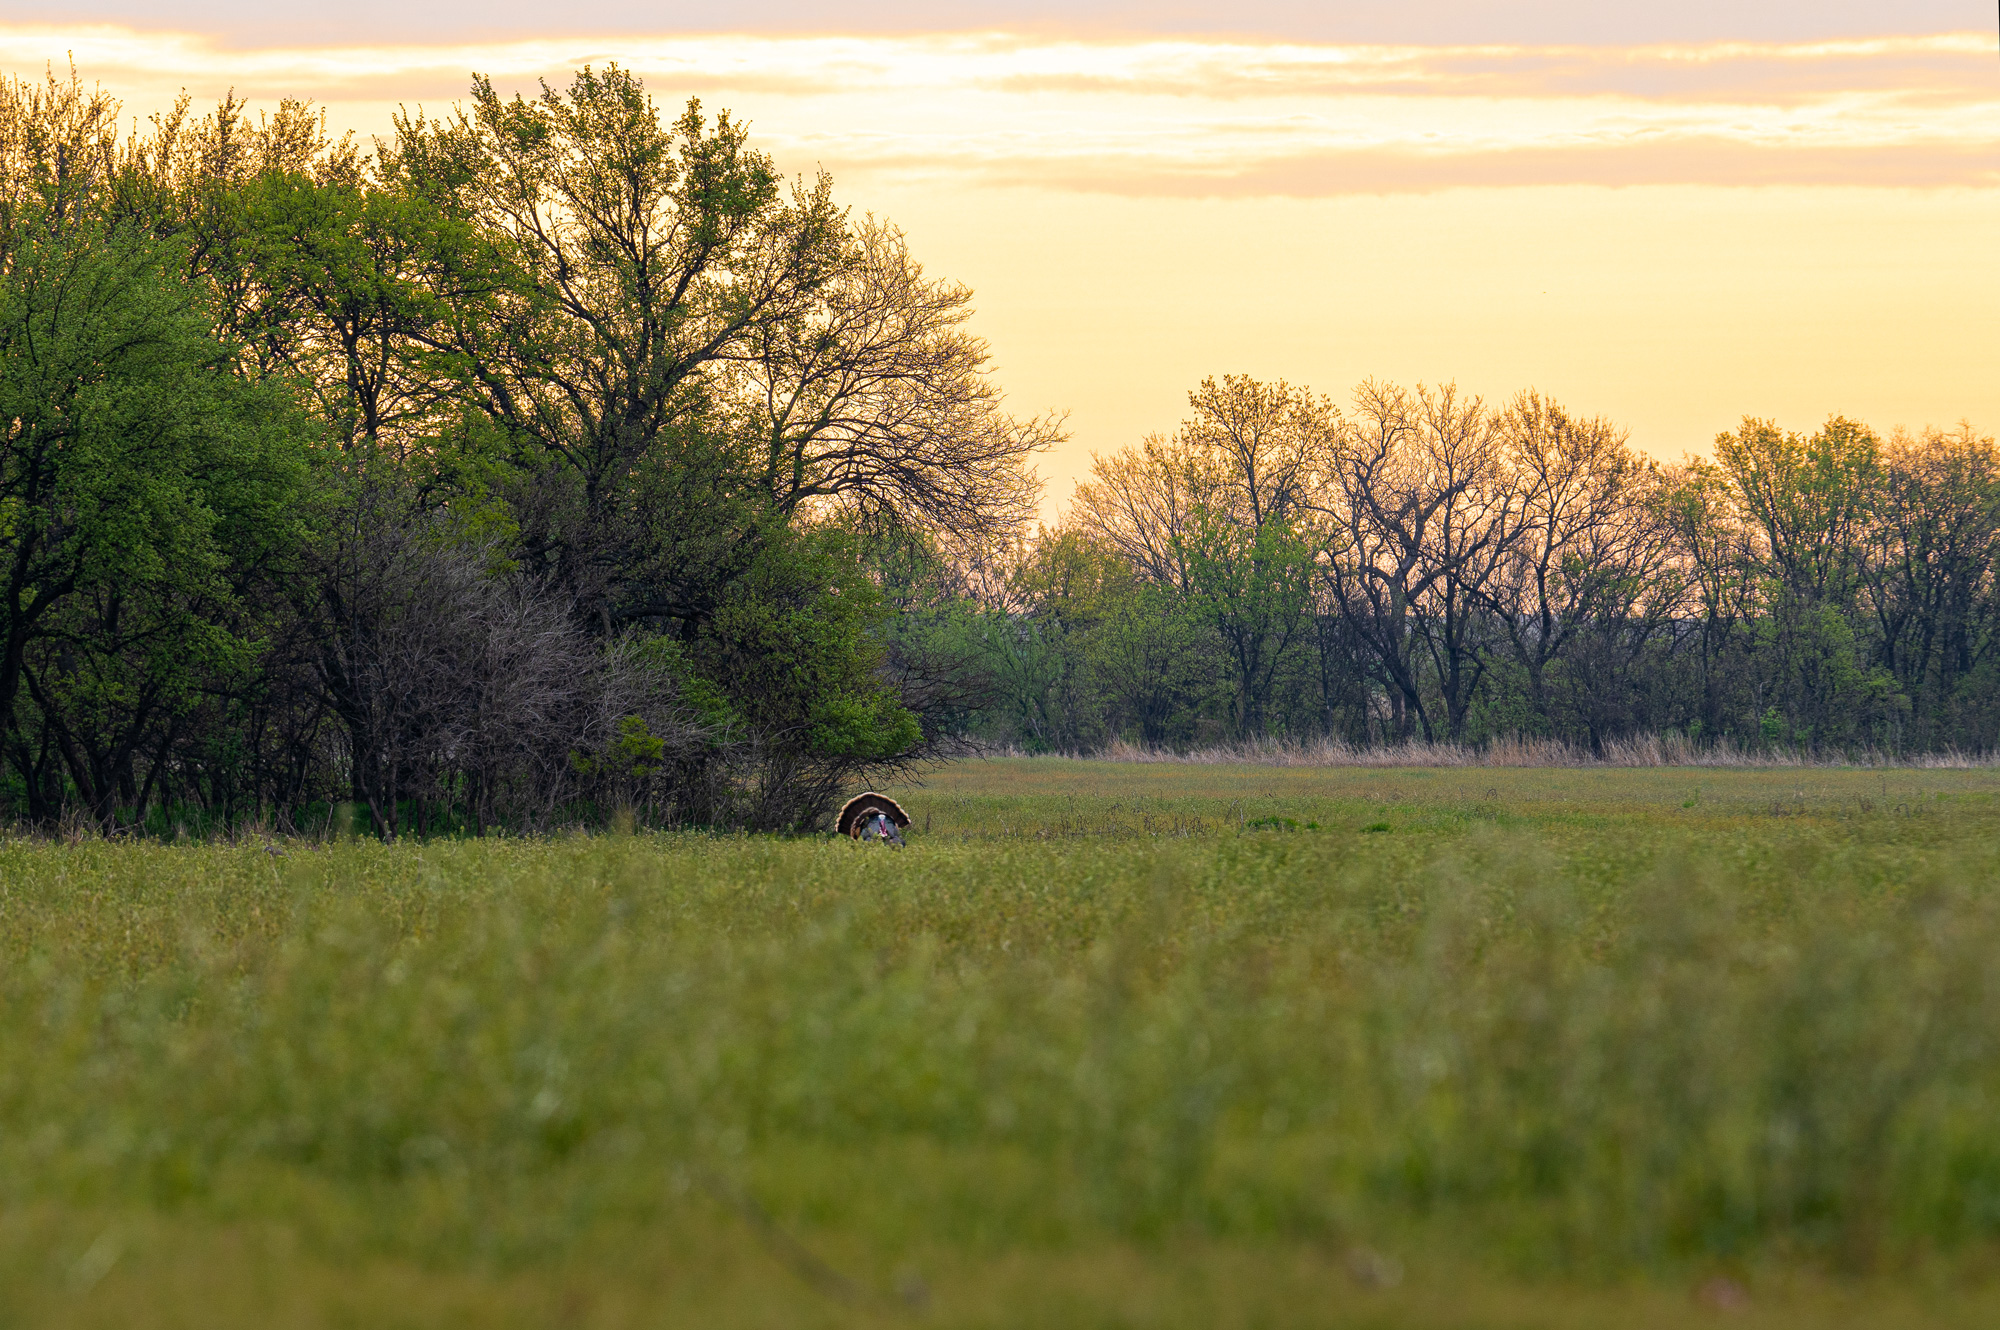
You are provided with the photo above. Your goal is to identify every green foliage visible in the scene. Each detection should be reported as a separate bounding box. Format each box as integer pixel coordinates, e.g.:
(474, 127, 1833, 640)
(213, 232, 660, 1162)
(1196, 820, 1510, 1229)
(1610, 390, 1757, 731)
(1181, 507, 1314, 738)
(684, 524, 921, 820)
(12, 56, 2000, 848)
(0, 205, 313, 821)
(1759, 706, 1787, 747)
(572, 715, 668, 779)
(227, 164, 498, 452)
(0, 65, 1048, 832)
(1716, 416, 1880, 603)
(1243, 814, 1317, 831)
(1007, 401, 2000, 756)
(1751, 593, 1907, 746)
(1089, 580, 1221, 745)
(385, 65, 851, 617)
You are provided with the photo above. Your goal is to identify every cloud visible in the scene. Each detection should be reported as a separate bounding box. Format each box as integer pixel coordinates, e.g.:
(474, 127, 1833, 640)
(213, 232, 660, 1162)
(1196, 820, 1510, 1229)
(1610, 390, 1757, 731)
(1013, 142, 2000, 198)
(3, 24, 1994, 194)
(42, 1, 1998, 47)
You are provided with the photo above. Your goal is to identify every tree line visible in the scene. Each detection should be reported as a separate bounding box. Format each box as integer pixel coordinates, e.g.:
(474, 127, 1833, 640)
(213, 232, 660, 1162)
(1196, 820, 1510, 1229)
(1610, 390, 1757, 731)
(923, 376, 1998, 756)
(5, 64, 1990, 837)
(0, 66, 1051, 833)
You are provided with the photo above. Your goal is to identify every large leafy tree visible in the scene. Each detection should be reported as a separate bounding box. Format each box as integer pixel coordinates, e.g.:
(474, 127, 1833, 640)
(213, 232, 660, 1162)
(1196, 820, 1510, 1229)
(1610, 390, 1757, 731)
(682, 522, 922, 826)
(370, 67, 1044, 815)
(386, 66, 850, 623)
(0, 210, 311, 823)
(1716, 416, 1901, 744)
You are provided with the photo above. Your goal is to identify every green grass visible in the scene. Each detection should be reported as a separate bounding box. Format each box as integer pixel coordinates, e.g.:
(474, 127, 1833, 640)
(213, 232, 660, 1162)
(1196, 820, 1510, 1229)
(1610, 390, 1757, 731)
(4, 759, 2000, 1327)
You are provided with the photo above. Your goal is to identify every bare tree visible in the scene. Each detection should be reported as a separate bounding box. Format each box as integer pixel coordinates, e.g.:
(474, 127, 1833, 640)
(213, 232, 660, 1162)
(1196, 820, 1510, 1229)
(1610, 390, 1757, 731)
(1178, 374, 1335, 528)
(1864, 423, 2000, 744)
(1317, 381, 1510, 740)
(1071, 376, 1334, 736)
(740, 216, 1056, 537)
(1071, 435, 1208, 592)
(1407, 384, 1513, 740)
(1074, 376, 1334, 584)
(1482, 391, 1674, 738)
(307, 493, 704, 837)
(1657, 461, 1759, 737)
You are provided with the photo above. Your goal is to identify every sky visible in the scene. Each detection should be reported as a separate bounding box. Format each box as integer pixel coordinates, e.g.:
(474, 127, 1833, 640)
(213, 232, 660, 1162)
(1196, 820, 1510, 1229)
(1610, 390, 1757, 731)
(4, 2, 1996, 515)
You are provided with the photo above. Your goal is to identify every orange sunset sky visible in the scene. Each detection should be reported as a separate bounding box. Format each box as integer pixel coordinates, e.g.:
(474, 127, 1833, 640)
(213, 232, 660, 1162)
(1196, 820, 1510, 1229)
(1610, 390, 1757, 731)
(5, 2, 1997, 516)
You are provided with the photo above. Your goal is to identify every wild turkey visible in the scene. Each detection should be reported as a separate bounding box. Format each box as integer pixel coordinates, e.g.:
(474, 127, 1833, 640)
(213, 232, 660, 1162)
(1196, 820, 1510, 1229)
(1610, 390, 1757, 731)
(838, 791, 909, 847)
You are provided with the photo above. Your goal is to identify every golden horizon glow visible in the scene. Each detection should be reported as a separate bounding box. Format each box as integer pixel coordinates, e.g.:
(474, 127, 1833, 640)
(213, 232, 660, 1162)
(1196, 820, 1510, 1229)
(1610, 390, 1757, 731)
(4, 20, 1996, 517)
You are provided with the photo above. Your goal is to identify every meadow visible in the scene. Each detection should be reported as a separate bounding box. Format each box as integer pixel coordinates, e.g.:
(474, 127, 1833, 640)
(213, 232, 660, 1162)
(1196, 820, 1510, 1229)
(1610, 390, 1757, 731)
(4, 759, 2000, 1327)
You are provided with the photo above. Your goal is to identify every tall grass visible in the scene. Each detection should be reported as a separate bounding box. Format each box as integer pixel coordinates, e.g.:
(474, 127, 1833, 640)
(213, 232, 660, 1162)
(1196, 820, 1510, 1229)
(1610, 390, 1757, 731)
(1087, 733, 2000, 768)
(3, 764, 1999, 1324)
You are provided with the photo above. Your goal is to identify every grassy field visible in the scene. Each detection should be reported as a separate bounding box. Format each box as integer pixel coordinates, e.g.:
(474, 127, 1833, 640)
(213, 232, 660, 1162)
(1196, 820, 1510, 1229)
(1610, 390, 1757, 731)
(4, 759, 2000, 1327)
